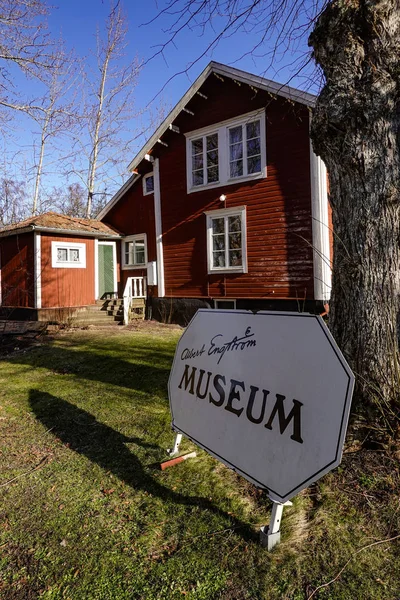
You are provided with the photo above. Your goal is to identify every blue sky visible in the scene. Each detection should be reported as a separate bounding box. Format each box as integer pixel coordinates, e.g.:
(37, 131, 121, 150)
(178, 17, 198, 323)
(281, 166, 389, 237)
(3, 0, 319, 209)
(49, 0, 318, 125)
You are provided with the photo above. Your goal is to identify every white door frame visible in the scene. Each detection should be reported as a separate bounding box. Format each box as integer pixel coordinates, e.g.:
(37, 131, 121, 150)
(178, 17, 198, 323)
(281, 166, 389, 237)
(95, 240, 118, 300)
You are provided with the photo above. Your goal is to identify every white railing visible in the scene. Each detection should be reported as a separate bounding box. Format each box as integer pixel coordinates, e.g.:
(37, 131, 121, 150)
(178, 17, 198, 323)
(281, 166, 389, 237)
(123, 276, 146, 325)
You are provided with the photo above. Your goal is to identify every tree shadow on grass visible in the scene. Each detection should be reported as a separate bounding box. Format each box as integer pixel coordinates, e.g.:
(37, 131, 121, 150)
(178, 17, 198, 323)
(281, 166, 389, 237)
(29, 389, 258, 543)
(13, 343, 173, 399)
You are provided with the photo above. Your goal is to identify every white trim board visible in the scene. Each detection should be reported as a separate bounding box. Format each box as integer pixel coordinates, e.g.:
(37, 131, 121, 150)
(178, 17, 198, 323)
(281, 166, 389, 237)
(34, 232, 42, 309)
(154, 158, 165, 297)
(97, 241, 118, 295)
(94, 239, 99, 300)
(309, 115, 331, 302)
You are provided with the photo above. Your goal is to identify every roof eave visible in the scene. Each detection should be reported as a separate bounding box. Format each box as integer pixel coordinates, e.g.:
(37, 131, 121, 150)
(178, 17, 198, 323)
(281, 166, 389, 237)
(0, 225, 34, 238)
(0, 224, 121, 239)
(35, 226, 121, 238)
(127, 61, 316, 173)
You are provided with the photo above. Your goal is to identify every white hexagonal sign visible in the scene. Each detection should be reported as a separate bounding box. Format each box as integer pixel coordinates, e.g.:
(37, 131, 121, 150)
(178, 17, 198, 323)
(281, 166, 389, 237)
(168, 310, 354, 503)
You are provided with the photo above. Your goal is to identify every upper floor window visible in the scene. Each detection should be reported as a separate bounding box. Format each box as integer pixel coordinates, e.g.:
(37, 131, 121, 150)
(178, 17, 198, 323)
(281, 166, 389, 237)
(143, 173, 154, 195)
(205, 206, 247, 274)
(51, 241, 86, 269)
(122, 234, 147, 269)
(186, 109, 266, 193)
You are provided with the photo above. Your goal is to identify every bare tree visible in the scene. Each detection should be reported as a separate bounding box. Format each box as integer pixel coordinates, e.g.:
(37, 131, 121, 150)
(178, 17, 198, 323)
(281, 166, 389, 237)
(0, 0, 58, 113)
(68, 1, 141, 218)
(145, 0, 400, 419)
(28, 50, 78, 215)
(0, 178, 28, 225)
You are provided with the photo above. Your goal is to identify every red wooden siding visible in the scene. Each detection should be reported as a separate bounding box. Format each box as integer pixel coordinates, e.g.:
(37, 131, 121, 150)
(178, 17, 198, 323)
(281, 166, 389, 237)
(40, 234, 95, 307)
(104, 166, 156, 263)
(0, 233, 35, 307)
(156, 76, 314, 300)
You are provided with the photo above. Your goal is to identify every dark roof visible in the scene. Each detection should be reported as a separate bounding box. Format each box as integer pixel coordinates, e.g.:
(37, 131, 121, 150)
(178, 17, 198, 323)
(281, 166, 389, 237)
(0, 212, 121, 238)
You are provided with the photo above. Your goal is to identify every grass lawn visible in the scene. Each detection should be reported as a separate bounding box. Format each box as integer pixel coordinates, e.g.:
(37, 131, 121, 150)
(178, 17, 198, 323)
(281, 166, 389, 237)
(0, 325, 400, 599)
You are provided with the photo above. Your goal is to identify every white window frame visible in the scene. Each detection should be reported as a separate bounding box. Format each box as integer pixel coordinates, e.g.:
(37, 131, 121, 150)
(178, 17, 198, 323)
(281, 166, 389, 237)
(214, 299, 237, 310)
(121, 234, 148, 270)
(51, 241, 86, 269)
(205, 206, 247, 274)
(186, 109, 266, 193)
(142, 173, 154, 196)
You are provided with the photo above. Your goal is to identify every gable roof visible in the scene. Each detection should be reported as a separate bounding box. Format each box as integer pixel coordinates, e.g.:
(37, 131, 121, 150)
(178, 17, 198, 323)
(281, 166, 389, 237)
(98, 61, 316, 220)
(128, 61, 316, 173)
(0, 212, 121, 239)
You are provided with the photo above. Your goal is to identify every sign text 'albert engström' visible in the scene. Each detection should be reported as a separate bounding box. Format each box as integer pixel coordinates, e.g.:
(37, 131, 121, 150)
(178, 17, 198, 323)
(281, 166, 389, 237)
(168, 310, 355, 503)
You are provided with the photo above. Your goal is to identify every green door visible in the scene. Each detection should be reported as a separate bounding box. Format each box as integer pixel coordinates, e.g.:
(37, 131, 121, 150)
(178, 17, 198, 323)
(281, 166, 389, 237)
(98, 244, 115, 299)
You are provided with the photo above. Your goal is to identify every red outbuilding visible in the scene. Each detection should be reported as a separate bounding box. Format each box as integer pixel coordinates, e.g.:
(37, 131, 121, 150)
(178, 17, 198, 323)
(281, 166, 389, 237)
(0, 213, 121, 321)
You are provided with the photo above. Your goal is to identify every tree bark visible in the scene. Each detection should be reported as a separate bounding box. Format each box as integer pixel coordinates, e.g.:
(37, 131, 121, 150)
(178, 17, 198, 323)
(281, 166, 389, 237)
(309, 1, 400, 411)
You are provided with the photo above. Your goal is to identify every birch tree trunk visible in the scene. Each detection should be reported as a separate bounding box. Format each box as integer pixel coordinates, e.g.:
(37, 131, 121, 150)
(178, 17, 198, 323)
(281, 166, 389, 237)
(309, 1, 400, 411)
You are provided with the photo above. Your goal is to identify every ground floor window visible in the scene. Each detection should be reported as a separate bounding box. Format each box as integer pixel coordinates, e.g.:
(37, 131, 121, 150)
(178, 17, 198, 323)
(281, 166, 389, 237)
(51, 241, 86, 268)
(205, 206, 247, 274)
(215, 299, 237, 310)
(122, 234, 147, 269)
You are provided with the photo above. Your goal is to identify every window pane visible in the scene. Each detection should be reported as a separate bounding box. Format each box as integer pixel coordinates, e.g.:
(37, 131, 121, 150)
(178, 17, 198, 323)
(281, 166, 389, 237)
(229, 142, 243, 162)
(248, 155, 261, 174)
(193, 170, 204, 186)
(229, 126, 242, 144)
(134, 240, 145, 264)
(69, 249, 80, 262)
(192, 138, 203, 155)
(145, 175, 154, 193)
(192, 154, 203, 170)
(247, 137, 260, 157)
(212, 234, 225, 251)
(230, 160, 243, 178)
(207, 166, 218, 183)
(228, 232, 242, 250)
(212, 218, 225, 234)
(207, 150, 218, 167)
(213, 251, 226, 268)
(229, 249, 242, 267)
(246, 120, 260, 140)
(228, 215, 241, 232)
(57, 248, 68, 262)
(206, 134, 218, 151)
(125, 241, 134, 264)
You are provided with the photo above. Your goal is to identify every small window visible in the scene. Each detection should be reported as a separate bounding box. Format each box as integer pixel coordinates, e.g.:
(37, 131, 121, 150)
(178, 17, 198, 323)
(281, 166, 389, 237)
(143, 173, 154, 195)
(122, 234, 147, 269)
(206, 207, 247, 273)
(51, 242, 86, 269)
(215, 299, 236, 310)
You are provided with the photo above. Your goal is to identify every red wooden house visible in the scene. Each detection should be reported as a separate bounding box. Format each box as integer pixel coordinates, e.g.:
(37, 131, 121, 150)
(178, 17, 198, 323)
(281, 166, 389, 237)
(99, 61, 332, 322)
(0, 62, 331, 325)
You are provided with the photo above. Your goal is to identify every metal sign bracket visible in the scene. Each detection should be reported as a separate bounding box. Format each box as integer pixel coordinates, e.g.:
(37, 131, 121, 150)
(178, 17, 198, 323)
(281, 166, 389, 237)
(167, 432, 183, 456)
(259, 500, 293, 550)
